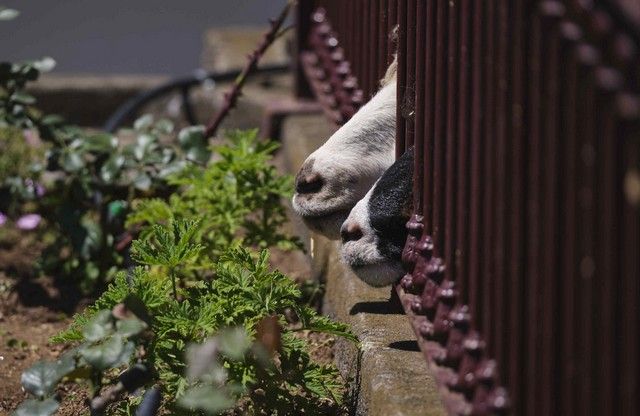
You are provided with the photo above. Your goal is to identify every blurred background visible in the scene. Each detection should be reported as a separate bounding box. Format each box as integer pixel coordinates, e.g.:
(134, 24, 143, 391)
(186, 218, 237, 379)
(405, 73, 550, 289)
(0, 0, 287, 75)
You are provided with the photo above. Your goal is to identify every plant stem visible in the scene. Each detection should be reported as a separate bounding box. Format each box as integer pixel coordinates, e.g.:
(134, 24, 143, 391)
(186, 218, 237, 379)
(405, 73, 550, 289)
(169, 266, 178, 301)
(203, 0, 295, 139)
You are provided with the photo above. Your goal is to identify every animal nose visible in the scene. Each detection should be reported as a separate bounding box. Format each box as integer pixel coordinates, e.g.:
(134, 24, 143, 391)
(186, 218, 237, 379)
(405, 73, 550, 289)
(341, 222, 363, 243)
(295, 172, 323, 194)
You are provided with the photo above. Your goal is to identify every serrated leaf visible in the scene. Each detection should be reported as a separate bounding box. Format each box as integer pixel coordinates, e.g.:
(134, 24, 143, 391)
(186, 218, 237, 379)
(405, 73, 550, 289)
(80, 335, 134, 371)
(115, 317, 147, 338)
(0, 8, 19, 20)
(303, 365, 343, 403)
(82, 310, 113, 341)
(178, 386, 234, 414)
(13, 398, 59, 416)
(21, 358, 75, 398)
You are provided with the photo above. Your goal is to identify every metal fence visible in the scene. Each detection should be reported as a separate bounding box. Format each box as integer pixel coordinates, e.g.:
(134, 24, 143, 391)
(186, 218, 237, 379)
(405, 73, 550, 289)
(296, 1, 640, 415)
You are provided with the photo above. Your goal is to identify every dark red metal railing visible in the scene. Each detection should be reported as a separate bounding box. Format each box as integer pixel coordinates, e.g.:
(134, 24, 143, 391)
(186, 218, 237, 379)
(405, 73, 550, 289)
(297, 1, 640, 415)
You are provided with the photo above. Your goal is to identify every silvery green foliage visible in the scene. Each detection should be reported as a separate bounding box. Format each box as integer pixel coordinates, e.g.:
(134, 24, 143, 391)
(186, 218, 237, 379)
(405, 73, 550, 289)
(14, 306, 148, 416)
(178, 328, 251, 414)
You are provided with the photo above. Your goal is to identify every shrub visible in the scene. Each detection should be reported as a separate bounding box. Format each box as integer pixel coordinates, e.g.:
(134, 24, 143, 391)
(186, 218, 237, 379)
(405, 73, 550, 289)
(1, 26, 214, 290)
(127, 129, 302, 273)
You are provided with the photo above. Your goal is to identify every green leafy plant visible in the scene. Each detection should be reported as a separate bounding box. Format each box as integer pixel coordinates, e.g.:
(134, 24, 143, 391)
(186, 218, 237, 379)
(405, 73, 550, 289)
(38, 220, 354, 415)
(127, 129, 302, 271)
(0, 11, 212, 289)
(32, 117, 214, 291)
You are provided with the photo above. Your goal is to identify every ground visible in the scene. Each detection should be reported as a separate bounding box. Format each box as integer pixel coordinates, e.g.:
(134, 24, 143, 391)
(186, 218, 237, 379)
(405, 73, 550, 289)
(0, 273, 88, 415)
(0, 226, 335, 415)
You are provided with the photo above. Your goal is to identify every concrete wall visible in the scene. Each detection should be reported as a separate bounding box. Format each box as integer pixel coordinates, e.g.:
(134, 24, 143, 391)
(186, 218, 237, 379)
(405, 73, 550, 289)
(0, 0, 286, 75)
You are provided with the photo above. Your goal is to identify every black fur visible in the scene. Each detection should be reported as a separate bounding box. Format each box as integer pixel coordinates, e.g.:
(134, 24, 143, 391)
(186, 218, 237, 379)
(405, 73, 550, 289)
(368, 148, 413, 261)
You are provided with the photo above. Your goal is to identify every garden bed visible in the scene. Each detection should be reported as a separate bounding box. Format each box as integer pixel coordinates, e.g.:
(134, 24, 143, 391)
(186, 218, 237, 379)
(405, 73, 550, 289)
(0, 239, 342, 415)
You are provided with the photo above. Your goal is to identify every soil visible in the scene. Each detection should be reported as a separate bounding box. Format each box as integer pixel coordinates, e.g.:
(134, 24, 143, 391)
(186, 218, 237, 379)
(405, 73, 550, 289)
(0, 272, 89, 416)
(0, 233, 333, 416)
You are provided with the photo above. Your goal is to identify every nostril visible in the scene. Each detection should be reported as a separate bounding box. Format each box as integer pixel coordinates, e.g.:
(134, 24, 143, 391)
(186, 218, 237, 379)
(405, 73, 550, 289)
(341, 222, 363, 243)
(295, 172, 323, 194)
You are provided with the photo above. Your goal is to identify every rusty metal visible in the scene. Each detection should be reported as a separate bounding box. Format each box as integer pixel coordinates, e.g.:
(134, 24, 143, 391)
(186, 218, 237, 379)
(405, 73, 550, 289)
(296, 1, 640, 415)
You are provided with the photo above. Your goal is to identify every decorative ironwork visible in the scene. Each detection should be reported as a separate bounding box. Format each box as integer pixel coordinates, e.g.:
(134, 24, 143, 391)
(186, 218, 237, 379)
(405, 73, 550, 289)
(297, 1, 640, 415)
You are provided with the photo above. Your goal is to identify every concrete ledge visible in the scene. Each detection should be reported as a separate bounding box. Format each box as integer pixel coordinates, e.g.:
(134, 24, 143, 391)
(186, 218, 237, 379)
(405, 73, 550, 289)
(281, 114, 445, 416)
(27, 72, 293, 131)
(201, 26, 291, 72)
(29, 74, 169, 127)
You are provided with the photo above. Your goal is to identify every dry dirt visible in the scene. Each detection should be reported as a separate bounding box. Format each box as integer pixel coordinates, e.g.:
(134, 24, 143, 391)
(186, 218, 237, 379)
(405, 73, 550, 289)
(0, 272, 89, 416)
(0, 236, 330, 416)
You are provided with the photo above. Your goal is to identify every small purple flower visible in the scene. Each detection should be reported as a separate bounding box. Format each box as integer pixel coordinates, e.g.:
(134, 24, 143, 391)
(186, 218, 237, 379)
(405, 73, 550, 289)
(0, 212, 7, 227)
(35, 183, 46, 197)
(16, 214, 42, 230)
(24, 179, 46, 197)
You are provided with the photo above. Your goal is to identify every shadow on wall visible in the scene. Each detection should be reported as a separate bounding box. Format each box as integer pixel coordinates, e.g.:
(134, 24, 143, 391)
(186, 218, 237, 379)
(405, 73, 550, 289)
(0, 0, 287, 75)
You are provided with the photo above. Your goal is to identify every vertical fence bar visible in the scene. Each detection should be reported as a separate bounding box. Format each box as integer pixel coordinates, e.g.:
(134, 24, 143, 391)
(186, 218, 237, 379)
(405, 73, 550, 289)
(493, 0, 509, 381)
(525, 6, 544, 415)
(388, 0, 398, 65)
(540, 6, 563, 414)
(468, 0, 484, 331)
(396, 0, 407, 157)
(481, 0, 496, 348)
(444, 0, 459, 284)
(508, 0, 527, 412)
(404, 0, 417, 151)
(432, 0, 447, 253)
(347, 0, 355, 62)
(422, 0, 436, 234)
(413, 0, 426, 214)
(379, 0, 389, 80)
(295, 0, 315, 98)
(619, 105, 640, 416)
(575, 42, 599, 416)
(559, 20, 581, 416)
(594, 68, 622, 416)
(455, 0, 471, 302)
(362, 0, 371, 97)
(370, 0, 380, 91)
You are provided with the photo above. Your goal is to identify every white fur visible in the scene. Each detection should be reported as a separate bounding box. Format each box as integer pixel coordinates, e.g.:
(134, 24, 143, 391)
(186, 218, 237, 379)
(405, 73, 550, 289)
(340, 185, 403, 287)
(292, 77, 397, 240)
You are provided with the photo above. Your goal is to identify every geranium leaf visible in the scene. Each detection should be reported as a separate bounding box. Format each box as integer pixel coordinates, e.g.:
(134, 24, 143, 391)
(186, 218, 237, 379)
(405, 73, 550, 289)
(13, 397, 59, 416)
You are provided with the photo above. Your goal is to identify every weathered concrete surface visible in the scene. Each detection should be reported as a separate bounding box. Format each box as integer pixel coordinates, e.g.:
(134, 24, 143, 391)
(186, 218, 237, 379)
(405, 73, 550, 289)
(201, 26, 291, 72)
(27, 71, 293, 131)
(281, 114, 446, 416)
(28, 74, 169, 127)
